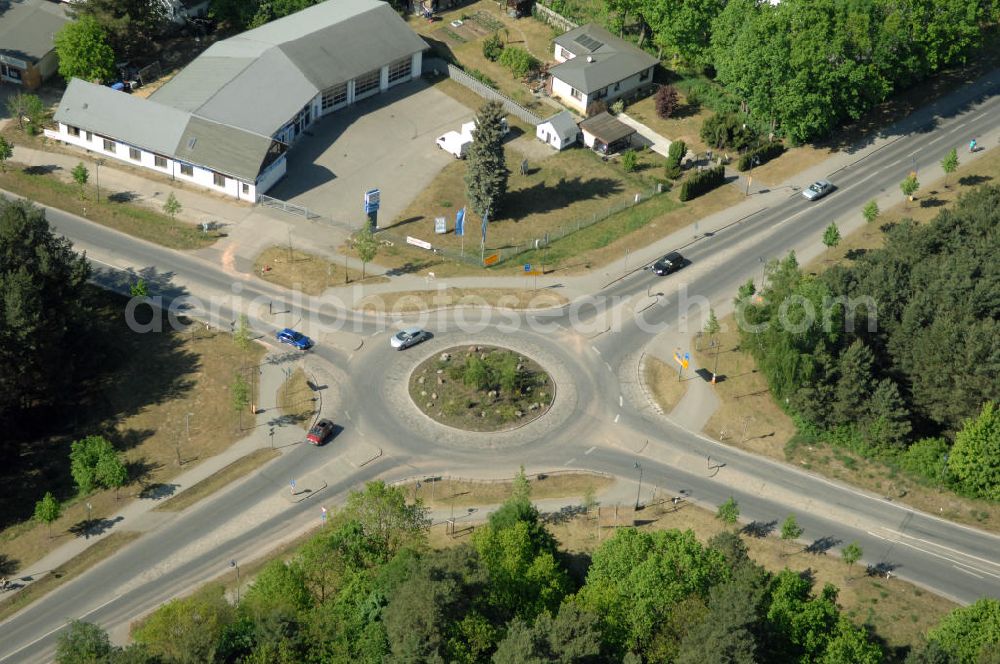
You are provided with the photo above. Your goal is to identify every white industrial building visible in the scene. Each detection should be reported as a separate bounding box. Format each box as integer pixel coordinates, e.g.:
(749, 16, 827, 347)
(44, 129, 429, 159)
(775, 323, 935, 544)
(48, 0, 427, 200)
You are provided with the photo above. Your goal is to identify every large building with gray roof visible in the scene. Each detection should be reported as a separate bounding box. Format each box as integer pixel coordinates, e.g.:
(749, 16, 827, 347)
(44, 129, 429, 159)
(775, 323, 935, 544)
(48, 0, 426, 200)
(0, 0, 70, 89)
(547, 23, 658, 115)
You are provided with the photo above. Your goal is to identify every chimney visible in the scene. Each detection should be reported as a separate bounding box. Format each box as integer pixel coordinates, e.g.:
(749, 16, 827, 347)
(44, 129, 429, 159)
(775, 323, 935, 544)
(586, 55, 594, 63)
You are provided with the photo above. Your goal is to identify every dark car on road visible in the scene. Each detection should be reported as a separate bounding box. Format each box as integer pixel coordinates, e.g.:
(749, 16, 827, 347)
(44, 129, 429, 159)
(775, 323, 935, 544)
(276, 328, 313, 350)
(307, 419, 335, 445)
(652, 252, 686, 276)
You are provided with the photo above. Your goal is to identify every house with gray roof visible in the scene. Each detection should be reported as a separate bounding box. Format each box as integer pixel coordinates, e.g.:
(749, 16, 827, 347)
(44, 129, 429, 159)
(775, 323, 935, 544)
(0, 0, 70, 89)
(548, 23, 658, 114)
(47, 0, 427, 200)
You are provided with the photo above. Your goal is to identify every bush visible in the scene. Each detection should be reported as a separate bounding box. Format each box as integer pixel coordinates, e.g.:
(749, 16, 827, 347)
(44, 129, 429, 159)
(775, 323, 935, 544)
(499, 46, 539, 79)
(610, 99, 625, 115)
(700, 112, 757, 150)
(678, 165, 725, 201)
(466, 68, 498, 88)
(898, 437, 950, 484)
(737, 141, 785, 171)
(665, 139, 686, 179)
(585, 100, 607, 117)
(621, 149, 637, 172)
(674, 77, 739, 114)
(654, 85, 679, 119)
(482, 32, 504, 62)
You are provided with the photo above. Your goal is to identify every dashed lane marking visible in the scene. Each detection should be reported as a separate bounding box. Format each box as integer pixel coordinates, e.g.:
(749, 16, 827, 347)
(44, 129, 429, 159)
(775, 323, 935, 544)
(585, 446, 596, 455)
(564, 458, 576, 466)
(591, 345, 601, 355)
(614, 414, 620, 423)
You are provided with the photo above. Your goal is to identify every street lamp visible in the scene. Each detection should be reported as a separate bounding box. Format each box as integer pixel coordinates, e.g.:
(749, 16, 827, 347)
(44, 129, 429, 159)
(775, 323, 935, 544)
(95, 159, 105, 203)
(744, 156, 759, 196)
(230, 560, 240, 604)
(634, 460, 644, 510)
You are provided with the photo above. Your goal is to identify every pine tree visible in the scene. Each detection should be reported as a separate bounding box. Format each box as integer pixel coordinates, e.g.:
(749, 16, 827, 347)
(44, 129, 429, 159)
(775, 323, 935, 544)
(864, 378, 911, 449)
(464, 101, 508, 223)
(833, 340, 875, 425)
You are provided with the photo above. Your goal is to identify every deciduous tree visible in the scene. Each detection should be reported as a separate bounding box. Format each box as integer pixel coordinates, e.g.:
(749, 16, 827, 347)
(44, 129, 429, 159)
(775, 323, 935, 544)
(342, 481, 430, 560)
(56, 620, 114, 664)
(163, 192, 181, 220)
(779, 515, 803, 555)
(900, 173, 920, 203)
(133, 585, 235, 663)
(353, 225, 378, 280)
(54, 16, 116, 83)
(5, 93, 45, 132)
(822, 222, 841, 255)
(941, 147, 959, 187)
(947, 402, 1000, 500)
(862, 199, 879, 225)
(70, 0, 166, 61)
(95, 452, 128, 500)
(716, 496, 739, 527)
(841, 542, 862, 576)
(72, 163, 90, 199)
(927, 598, 1000, 664)
(0, 137, 12, 172)
(655, 85, 680, 118)
(34, 491, 62, 538)
(70, 435, 116, 494)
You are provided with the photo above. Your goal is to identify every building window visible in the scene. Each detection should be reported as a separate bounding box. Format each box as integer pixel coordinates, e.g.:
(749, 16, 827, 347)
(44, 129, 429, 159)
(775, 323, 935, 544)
(67, 125, 80, 137)
(387, 58, 411, 85)
(322, 83, 348, 111)
(242, 183, 250, 194)
(129, 147, 141, 161)
(85, 131, 92, 141)
(180, 163, 193, 177)
(570, 88, 583, 101)
(614, 82, 620, 91)
(354, 69, 380, 97)
(103, 138, 116, 152)
(213, 172, 226, 187)
(639, 68, 651, 82)
(154, 155, 167, 168)
(559, 47, 572, 60)
(594, 87, 608, 100)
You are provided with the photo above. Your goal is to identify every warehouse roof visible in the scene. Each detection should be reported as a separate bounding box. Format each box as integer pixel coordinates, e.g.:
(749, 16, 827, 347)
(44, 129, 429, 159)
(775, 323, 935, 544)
(550, 23, 658, 95)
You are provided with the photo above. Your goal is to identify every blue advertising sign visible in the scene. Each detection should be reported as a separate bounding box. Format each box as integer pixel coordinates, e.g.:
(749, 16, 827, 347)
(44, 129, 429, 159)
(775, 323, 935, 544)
(364, 188, 380, 213)
(455, 208, 465, 236)
(524, 264, 531, 272)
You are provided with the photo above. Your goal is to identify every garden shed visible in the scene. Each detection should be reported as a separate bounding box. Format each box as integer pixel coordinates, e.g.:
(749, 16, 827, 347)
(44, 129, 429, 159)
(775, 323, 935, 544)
(535, 111, 579, 150)
(579, 112, 635, 154)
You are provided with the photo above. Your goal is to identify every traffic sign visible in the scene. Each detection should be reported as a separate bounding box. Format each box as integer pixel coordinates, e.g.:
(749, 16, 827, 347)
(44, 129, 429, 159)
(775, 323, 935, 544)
(524, 263, 531, 272)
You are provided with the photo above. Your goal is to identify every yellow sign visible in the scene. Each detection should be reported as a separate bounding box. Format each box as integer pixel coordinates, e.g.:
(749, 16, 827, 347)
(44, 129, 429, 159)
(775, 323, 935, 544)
(483, 253, 500, 266)
(523, 270, 544, 276)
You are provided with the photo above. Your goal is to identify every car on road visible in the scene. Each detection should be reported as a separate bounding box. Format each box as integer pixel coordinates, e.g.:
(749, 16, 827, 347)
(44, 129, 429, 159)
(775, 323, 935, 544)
(652, 251, 686, 276)
(391, 327, 430, 350)
(306, 418, 335, 445)
(276, 328, 313, 350)
(802, 180, 834, 200)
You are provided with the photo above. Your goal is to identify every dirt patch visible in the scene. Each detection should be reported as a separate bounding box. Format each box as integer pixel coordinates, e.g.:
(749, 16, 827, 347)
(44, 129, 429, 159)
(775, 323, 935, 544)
(642, 355, 689, 414)
(409, 345, 554, 432)
(357, 287, 567, 313)
(153, 448, 281, 513)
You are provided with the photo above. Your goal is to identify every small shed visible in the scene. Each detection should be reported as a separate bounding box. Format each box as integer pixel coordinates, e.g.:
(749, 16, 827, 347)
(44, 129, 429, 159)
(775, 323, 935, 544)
(579, 112, 635, 154)
(536, 111, 579, 151)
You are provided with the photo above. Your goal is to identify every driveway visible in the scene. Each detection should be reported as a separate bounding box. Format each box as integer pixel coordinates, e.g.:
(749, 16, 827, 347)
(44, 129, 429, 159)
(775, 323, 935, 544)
(266, 80, 473, 228)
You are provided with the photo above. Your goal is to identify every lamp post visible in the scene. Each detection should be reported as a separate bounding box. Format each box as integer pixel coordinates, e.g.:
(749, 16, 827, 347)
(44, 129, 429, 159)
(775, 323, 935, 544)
(95, 159, 105, 203)
(230, 560, 240, 603)
(634, 460, 643, 510)
(759, 256, 766, 288)
(744, 156, 759, 197)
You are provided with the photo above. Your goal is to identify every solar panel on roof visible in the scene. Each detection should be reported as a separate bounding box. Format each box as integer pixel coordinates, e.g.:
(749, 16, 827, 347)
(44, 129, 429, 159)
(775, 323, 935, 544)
(573, 34, 604, 51)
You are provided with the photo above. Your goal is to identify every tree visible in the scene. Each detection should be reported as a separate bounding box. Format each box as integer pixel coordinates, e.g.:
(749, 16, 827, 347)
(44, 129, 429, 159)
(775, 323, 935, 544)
(900, 173, 920, 204)
(464, 100, 508, 223)
(133, 585, 235, 663)
(927, 599, 1000, 664)
(822, 223, 841, 256)
(779, 515, 803, 555)
(353, 225, 378, 280)
(862, 199, 879, 225)
(511, 465, 531, 503)
(231, 373, 250, 415)
(342, 480, 430, 560)
(841, 542, 862, 577)
(498, 47, 539, 78)
(54, 15, 116, 83)
(947, 402, 1000, 500)
(129, 279, 148, 298)
(163, 192, 181, 220)
(6, 92, 45, 132)
(70, 435, 116, 494)
(56, 620, 114, 664)
(493, 603, 604, 663)
(482, 32, 504, 61)
(0, 136, 12, 172)
(833, 340, 875, 426)
(34, 491, 62, 538)
(716, 497, 739, 527)
(233, 313, 252, 353)
(655, 85, 680, 119)
(665, 139, 687, 179)
(864, 378, 912, 450)
(821, 617, 882, 664)
(242, 559, 313, 615)
(95, 452, 128, 500)
(72, 162, 90, 199)
(69, 0, 167, 61)
(621, 149, 638, 173)
(941, 148, 959, 188)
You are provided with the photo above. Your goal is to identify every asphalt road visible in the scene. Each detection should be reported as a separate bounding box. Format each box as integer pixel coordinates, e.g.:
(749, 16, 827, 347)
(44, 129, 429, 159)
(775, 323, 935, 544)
(3, 70, 1000, 661)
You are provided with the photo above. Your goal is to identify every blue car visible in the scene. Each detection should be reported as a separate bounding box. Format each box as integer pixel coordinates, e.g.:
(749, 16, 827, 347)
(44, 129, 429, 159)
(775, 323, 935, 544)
(276, 328, 313, 350)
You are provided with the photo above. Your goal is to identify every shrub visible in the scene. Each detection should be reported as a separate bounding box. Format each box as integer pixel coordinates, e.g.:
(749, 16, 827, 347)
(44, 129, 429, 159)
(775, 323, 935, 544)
(466, 68, 498, 88)
(678, 165, 725, 201)
(737, 141, 785, 171)
(898, 437, 950, 484)
(700, 112, 757, 150)
(498, 46, 539, 79)
(654, 85, 679, 119)
(674, 77, 739, 114)
(621, 149, 637, 172)
(610, 99, 625, 115)
(585, 100, 607, 117)
(482, 32, 504, 62)
(665, 139, 686, 179)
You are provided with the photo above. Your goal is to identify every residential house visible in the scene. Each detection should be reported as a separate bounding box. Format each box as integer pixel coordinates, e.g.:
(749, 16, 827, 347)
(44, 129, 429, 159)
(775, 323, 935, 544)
(0, 0, 70, 89)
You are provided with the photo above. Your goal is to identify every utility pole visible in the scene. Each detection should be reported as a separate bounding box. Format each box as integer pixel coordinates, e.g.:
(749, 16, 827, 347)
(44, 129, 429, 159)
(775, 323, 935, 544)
(230, 560, 240, 603)
(95, 159, 105, 203)
(634, 460, 643, 510)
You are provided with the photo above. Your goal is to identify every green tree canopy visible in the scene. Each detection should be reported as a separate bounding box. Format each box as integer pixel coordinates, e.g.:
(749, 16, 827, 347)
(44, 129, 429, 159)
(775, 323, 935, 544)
(70, 435, 116, 495)
(56, 620, 114, 664)
(464, 101, 509, 222)
(133, 585, 235, 663)
(54, 15, 116, 83)
(342, 480, 430, 560)
(34, 491, 62, 537)
(947, 401, 1000, 500)
(927, 598, 1000, 664)
(69, 0, 166, 60)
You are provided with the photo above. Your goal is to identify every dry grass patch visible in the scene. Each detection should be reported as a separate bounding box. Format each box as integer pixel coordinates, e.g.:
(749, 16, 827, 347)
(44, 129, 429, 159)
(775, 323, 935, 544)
(153, 448, 281, 513)
(358, 287, 567, 312)
(642, 355, 689, 414)
(0, 532, 142, 623)
(277, 367, 317, 429)
(254, 247, 385, 295)
(401, 472, 613, 509)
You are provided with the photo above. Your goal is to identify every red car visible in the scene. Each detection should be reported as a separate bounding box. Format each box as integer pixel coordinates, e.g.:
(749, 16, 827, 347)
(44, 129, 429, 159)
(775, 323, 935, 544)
(306, 419, 334, 445)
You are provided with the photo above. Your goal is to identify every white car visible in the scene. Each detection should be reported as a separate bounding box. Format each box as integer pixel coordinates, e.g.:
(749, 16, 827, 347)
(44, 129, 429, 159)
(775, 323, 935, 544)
(390, 327, 431, 350)
(802, 180, 834, 200)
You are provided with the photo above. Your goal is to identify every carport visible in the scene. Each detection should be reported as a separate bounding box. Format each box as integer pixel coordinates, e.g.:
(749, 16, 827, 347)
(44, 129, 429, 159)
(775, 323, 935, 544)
(580, 112, 636, 155)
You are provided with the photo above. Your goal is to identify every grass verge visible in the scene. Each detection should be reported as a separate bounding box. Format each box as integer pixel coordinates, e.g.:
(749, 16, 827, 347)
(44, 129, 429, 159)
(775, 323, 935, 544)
(357, 287, 567, 312)
(153, 448, 281, 513)
(277, 368, 317, 430)
(642, 355, 689, 414)
(402, 472, 613, 509)
(253, 247, 385, 295)
(0, 532, 142, 623)
(0, 162, 220, 250)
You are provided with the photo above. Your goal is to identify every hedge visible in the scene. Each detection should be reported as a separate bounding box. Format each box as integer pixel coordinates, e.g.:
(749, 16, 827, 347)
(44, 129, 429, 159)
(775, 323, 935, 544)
(679, 165, 725, 201)
(738, 142, 785, 171)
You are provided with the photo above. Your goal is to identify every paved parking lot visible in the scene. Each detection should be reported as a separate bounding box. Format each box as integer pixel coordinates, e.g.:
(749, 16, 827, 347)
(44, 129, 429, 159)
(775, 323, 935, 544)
(266, 80, 473, 228)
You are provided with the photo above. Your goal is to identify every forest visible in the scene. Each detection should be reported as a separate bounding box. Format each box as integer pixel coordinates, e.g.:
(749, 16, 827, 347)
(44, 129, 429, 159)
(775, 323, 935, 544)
(54, 480, 1000, 663)
(736, 185, 1000, 500)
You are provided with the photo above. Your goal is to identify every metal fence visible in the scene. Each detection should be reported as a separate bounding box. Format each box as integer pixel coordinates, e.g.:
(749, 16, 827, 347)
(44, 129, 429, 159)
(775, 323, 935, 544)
(423, 57, 545, 126)
(257, 193, 322, 220)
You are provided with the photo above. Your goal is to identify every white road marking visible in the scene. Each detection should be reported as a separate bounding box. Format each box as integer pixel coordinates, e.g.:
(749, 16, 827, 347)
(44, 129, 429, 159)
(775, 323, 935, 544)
(564, 458, 576, 466)
(0, 593, 123, 663)
(613, 414, 620, 423)
(591, 345, 601, 355)
(605, 362, 612, 372)
(345, 411, 351, 421)
(369, 331, 379, 337)
(585, 446, 596, 455)
(619, 395, 624, 407)
(953, 565, 984, 579)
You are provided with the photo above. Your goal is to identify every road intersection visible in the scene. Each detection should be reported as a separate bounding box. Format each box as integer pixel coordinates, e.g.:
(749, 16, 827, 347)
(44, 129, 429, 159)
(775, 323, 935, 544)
(2, 69, 1000, 662)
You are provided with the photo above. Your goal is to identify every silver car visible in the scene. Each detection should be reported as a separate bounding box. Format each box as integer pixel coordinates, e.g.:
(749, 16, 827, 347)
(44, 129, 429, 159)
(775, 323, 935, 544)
(802, 180, 834, 200)
(390, 327, 430, 350)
